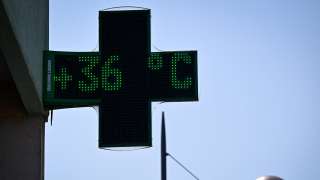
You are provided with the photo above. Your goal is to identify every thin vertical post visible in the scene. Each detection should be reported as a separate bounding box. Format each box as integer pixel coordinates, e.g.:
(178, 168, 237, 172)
(161, 112, 167, 180)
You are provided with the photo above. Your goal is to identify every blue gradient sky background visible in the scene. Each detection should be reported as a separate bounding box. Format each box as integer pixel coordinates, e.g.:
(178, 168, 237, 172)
(46, 0, 320, 179)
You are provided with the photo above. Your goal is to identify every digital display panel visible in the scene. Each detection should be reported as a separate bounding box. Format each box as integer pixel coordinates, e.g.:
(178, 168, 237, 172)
(43, 51, 198, 107)
(149, 51, 198, 101)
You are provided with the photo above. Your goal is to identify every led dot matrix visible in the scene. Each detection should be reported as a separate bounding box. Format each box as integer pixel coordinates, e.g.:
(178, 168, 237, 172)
(53, 53, 194, 92)
(101, 55, 123, 91)
(46, 51, 197, 104)
(148, 53, 163, 70)
(54, 67, 72, 90)
(171, 52, 192, 89)
(78, 55, 99, 92)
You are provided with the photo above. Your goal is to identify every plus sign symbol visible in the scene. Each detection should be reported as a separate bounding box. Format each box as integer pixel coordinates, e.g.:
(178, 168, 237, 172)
(43, 9, 198, 148)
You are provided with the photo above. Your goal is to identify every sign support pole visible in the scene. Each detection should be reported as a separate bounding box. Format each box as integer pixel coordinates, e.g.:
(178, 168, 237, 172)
(161, 112, 167, 180)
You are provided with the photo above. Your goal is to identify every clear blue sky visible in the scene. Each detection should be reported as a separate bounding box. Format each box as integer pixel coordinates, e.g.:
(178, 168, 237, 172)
(46, 0, 320, 179)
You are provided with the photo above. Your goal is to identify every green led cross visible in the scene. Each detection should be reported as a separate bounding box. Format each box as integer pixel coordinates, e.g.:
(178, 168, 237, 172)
(54, 67, 72, 90)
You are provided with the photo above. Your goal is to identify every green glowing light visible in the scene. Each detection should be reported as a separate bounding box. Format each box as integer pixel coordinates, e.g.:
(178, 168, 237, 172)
(102, 55, 123, 91)
(54, 67, 72, 90)
(171, 52, 192, 89)
(78, 56, 99, 92)
(148, 53, 163, 70)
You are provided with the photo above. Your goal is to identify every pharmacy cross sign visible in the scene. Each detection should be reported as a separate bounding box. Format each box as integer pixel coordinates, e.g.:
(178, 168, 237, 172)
(43, 9, 198, 148)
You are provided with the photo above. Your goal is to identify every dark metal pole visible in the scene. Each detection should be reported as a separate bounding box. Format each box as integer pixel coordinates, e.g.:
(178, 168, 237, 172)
(161, 112, 167, 180)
